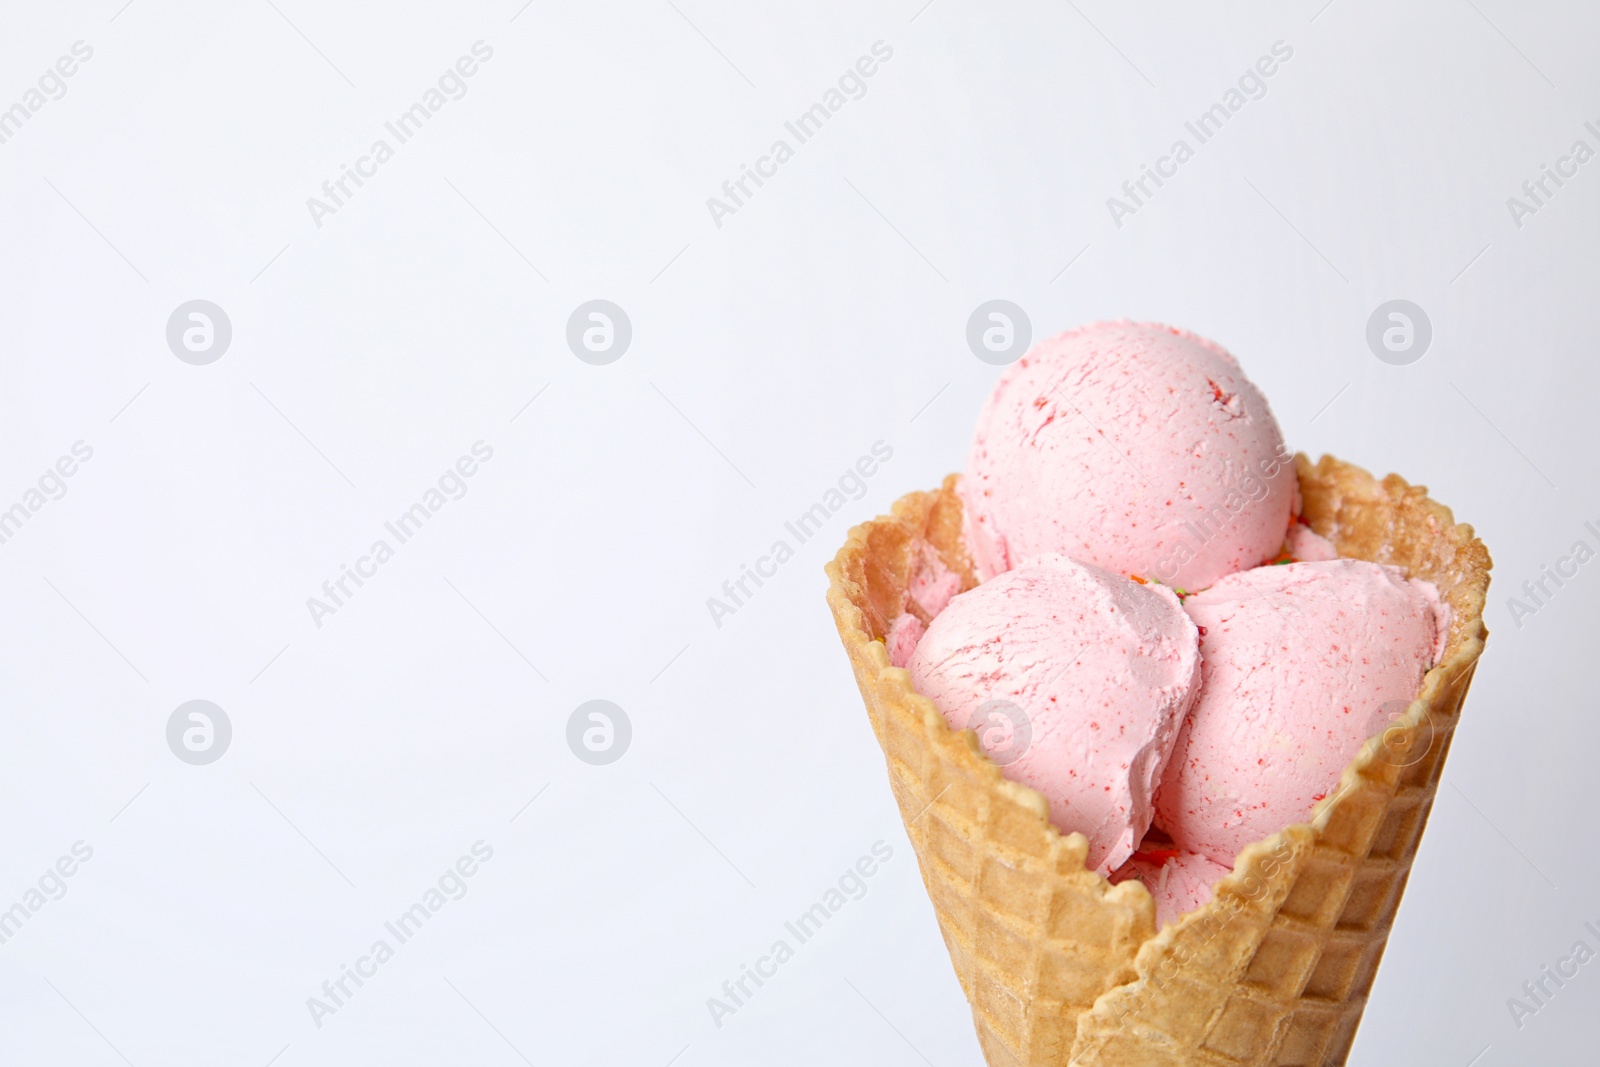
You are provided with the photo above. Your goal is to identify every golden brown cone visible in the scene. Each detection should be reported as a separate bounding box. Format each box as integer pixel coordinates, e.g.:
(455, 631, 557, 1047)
(824, 454, 1490, 1066)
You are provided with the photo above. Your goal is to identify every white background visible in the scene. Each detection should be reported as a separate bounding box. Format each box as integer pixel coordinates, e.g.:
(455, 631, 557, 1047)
(1, 1, 1595, 1064)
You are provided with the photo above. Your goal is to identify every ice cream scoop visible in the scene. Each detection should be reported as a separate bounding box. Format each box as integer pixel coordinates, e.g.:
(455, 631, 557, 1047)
(907, 554, 1201, 874)
(1110, 848, 1231, 929)
(1154, 558, 1446, 864)
(960, 321, 1295, 591)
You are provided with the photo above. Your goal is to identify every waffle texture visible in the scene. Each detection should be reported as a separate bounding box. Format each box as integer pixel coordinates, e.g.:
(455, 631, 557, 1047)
(824, 454, 1490, 1066)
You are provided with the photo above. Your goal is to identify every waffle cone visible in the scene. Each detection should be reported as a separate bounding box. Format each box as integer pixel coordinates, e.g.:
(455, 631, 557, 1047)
(824, 454, 1490, 1066)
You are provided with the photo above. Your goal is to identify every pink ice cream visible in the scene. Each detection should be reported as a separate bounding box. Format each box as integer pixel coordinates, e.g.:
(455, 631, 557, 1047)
(886, 615, 924, 669)
(907, 555, 1201, 874)
(1110, 849, 1231, 929)
(1286, 521, 1337, 562)
(1154, 559, 1445, 864)
(886, 544, 964, 669)
(961, 321, 1295, 591)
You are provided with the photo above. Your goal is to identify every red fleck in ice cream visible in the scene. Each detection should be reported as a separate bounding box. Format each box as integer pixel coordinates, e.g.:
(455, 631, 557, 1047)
(907, 554, 1201, 875)
(960, 321, 1295, 591)
(1154, 558, 1447, 864)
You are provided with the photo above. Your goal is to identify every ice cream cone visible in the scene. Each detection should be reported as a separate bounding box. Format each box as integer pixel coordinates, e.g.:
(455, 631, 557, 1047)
(824, 454, 1490, 1066)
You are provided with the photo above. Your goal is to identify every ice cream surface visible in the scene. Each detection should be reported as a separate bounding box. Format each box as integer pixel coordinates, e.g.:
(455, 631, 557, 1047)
(1287, 521, 1337, 562)
(907, 554, 1201, 874)
(1110, 849, 1231, 929)
(885, 543, 963, 669)
(1154, 558, 1445, 864)
(885, 615, 924, 669)
(960, 321, 1295, 591)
